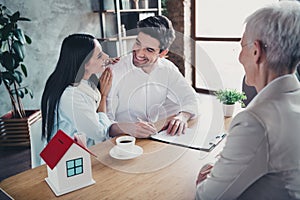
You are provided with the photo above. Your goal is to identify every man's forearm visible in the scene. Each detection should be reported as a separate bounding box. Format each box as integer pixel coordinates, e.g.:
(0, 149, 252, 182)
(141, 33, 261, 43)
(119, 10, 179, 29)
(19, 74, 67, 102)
(109, 123, 123, 137)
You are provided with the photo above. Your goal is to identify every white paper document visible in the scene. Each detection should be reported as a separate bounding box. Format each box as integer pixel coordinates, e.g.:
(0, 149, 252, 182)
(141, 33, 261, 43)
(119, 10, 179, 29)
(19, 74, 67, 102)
(151, 94, 227, 151)
(151, 127, 226, 152)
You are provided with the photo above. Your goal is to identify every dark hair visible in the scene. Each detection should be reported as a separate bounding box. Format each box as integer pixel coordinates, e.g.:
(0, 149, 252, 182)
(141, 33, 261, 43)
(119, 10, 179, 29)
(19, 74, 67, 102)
(41, 33, 95, 142)
(137, 15, 175, 51)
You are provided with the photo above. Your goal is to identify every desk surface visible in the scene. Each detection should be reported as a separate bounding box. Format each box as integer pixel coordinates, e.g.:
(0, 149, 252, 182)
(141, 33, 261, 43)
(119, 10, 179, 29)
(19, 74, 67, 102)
(0, 117, 232, 200)
(0, 92, 238, 199)
(0, 141, 223, 200)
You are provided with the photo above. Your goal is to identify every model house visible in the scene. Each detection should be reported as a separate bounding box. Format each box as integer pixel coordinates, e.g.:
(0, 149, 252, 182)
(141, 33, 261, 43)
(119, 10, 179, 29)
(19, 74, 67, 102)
(2, 1, 300, 199)
(40, 130, 95, 196)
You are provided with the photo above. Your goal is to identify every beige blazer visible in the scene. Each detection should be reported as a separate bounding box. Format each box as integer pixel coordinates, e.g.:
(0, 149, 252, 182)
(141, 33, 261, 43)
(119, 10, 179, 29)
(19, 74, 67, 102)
(196, 74, 300, 200)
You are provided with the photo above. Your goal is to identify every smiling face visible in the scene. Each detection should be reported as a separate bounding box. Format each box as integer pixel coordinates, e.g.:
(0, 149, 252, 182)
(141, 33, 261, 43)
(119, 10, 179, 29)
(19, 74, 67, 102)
(84, 39, 109, 79)
(132, 32, 167, 72)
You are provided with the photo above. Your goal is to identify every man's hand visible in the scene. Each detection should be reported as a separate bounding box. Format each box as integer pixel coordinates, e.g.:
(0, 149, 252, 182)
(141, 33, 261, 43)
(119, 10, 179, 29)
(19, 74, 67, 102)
(111, 121, 157, 138)
(162, 112, 191, 135)
(108, 57, 120, 65)
(196, 163, 213, 185)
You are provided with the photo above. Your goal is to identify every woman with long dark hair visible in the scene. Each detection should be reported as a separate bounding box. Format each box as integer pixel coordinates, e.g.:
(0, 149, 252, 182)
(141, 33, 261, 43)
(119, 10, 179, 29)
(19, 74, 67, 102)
(41, 33, 115, 146)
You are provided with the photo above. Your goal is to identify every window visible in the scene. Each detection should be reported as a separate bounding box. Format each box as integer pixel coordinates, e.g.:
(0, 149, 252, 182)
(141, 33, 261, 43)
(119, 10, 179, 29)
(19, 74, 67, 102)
(192, 0, 278, 92)
(66, 157, 83, 177)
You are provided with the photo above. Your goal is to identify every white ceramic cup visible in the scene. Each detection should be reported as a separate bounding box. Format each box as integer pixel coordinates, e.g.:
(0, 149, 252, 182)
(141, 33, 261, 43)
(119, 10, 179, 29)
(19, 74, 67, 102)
(115, 136, 136, 156)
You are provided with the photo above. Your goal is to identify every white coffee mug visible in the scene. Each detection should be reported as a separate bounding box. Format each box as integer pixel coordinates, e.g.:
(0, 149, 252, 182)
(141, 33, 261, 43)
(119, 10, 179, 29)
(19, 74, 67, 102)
(115, 136, 136, 156)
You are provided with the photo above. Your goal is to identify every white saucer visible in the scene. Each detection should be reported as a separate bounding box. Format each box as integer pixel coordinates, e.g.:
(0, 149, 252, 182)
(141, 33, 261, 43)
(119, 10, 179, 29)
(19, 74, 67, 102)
(109, 145, 143, 160)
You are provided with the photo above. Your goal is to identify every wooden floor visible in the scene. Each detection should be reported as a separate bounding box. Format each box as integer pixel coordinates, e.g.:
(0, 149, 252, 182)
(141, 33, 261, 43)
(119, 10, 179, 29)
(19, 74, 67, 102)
(0, 146, 31, 182)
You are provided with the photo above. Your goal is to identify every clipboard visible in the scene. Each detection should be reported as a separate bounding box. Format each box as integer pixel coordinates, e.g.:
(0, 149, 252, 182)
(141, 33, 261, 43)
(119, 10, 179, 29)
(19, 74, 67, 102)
(150, 128, 227, 152)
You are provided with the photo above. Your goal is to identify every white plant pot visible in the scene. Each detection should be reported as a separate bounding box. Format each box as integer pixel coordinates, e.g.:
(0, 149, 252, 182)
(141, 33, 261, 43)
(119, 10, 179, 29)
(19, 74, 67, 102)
(223, 104, 235, 117)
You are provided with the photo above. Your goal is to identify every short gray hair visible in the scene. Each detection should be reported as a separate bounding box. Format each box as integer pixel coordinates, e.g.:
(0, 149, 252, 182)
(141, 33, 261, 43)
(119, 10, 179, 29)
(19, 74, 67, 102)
(244, 1, 300, 74)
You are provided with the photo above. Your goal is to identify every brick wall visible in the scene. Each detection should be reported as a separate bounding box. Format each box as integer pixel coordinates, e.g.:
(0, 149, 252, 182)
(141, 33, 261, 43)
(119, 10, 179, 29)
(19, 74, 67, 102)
(166, 0, 191, 79)
(166, 0, 185, 75)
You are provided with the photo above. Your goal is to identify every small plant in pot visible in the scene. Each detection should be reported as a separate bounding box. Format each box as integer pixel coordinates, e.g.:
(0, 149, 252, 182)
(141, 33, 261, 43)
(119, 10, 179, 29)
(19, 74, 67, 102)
(215, 89, 246, 117)
(0, 4, 41, 147)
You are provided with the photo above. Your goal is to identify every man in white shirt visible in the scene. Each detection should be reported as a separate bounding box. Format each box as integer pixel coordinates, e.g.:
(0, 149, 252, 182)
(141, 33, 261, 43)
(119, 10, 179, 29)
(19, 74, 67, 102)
(108, 16, 198, 138)
(196, 1, 300, 199)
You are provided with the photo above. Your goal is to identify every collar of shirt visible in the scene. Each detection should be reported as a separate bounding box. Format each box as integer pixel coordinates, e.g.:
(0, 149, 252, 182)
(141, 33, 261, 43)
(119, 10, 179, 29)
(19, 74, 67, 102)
(77, 79, 101, 104)
(249, 74, 300, 107)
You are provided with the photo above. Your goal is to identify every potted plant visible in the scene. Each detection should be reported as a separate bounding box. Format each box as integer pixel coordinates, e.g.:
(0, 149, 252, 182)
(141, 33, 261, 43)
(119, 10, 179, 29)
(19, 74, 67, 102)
(0, 4, 41, 147)
(215, 89, 246, 117)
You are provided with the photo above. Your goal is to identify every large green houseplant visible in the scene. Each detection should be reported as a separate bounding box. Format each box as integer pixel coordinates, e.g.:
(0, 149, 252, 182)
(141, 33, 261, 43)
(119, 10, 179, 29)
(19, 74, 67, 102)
(0, 4, 32, 118)
(0, 5, 41, 150)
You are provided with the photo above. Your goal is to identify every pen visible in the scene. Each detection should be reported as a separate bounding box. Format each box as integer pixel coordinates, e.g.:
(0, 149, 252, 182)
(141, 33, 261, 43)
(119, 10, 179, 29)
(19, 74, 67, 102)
(137, 117, 143, 122)
(137, 117, 153, 123)
(137, 117, 156, 131)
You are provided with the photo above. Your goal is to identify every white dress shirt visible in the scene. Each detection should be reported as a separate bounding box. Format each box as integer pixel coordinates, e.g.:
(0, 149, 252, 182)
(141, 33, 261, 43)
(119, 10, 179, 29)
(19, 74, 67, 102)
(107, 53, 198, 123)
(51, 80, 112, 147)
(196, 74, 300, 200)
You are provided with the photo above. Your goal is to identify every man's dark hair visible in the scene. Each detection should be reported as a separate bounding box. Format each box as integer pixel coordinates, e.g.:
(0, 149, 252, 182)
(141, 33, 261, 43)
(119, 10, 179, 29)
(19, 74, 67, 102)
(137, 15, 175, 51)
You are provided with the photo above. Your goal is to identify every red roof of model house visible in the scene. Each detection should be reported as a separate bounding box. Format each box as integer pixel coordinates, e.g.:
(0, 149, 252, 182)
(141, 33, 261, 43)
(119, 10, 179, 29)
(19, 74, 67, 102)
(40, 130, 95, 169)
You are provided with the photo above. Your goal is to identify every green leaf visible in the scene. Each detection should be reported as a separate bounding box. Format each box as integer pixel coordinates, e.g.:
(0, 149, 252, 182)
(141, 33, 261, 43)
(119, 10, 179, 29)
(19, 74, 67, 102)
(1, 51, 15, 70)
(18, 17, 30, 21)
(2, 71, 14, 85)
(1, 23, 14, 40)
(12, 53, 21, 68)
(10, 11, 20, 23)
(0, 16, 9, 25)
(14, 28, 25, 44)
(3, 79, 10, 85)
(21, 64, 27, 77)
(24, 35, 32, 44)
(25, 87, 33, 98)
(13, 70, 23, 84)
(17, 89, 24, 98)
(12, 41, 25, 60)
(29, 89, 33, 98)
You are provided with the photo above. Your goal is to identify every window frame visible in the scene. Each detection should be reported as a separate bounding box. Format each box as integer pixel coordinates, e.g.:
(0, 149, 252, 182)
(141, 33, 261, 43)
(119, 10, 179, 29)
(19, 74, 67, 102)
(191, 0, 279, 93)
(66, 157, 84, 177)
(191, 0, 240, 94)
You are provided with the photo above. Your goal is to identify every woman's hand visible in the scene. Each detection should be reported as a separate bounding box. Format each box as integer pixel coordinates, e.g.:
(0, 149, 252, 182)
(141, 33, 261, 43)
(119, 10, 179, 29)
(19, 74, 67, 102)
(99, 67, 112, 97)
